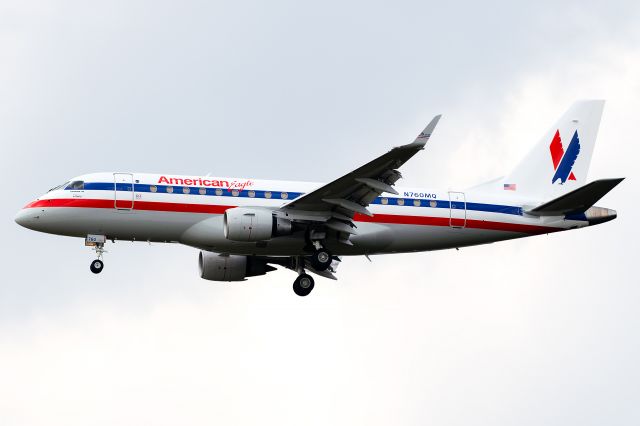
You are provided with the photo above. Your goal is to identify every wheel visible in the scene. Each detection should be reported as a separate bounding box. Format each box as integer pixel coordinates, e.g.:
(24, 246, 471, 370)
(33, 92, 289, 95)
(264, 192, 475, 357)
(293, 273, 315, 296)
(310, 248, 332, 271)
(90, 259, 104, 274)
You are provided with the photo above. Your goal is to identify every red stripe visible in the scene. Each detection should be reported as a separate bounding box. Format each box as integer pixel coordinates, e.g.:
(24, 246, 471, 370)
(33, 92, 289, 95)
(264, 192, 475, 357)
(25, 198, 560, 235)
(353, 213, 558, 234)
(134, 200, 229, 214)
(25, 199, 114, 209)
(25, 198, 230, 214)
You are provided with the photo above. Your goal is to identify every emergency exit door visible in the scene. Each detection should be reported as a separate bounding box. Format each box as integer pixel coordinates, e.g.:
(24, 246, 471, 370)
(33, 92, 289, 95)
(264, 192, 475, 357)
(114, 173, 134, 210)
(448, 191, 466, 228)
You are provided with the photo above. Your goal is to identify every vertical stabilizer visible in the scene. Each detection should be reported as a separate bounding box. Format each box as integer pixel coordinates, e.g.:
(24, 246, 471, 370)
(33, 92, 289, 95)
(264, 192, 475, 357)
(502, 100, 605, 200)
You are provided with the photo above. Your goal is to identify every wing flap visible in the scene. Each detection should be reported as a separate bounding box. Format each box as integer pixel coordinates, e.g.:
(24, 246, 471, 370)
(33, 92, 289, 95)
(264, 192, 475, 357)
(325, 219, 358, 234)
(355, 178, 399, 195)
(322, 198, 373, 217)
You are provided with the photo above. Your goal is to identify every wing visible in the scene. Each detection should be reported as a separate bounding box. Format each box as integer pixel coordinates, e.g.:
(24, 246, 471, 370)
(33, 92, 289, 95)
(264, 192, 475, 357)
(552, 130, 581, 184)
(280, 115, 441, 238)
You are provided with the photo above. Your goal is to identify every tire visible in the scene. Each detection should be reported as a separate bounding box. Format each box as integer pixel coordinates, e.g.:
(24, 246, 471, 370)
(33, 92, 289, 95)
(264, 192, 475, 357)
(90, 259, 104, 274)
(293, 273, 315, 296)
(310, 248, 332, 271)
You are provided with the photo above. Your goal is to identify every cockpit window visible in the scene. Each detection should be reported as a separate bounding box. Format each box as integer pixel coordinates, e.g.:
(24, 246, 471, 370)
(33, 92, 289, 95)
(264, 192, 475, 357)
(65, 181, 85, 190)
(48, 182, 70, 192)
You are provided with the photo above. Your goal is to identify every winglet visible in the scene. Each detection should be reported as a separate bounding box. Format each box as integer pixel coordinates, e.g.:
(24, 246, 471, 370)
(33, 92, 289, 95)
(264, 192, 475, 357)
(407, 114, 442, 148)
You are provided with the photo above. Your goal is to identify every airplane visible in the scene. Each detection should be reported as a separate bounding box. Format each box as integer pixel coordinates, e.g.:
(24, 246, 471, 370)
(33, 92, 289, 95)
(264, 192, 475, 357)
(15, 100, 623, 296)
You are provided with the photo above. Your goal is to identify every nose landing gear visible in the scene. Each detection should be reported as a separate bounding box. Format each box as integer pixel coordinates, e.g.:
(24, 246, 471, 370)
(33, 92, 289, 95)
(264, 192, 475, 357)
(90, 259, 104, 274)
(89, 240, 107, 274)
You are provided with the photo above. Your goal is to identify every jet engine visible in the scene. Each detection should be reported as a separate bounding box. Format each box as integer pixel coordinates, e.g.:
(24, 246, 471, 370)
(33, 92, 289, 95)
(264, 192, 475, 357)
(199, 251, 276, 281)
(223, 207, 292, 242)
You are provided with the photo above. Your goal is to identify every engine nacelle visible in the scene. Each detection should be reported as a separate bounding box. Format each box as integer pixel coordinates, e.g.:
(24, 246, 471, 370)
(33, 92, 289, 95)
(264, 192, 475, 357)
(223, 207, 292, 242)
(199, 251, 276, 281)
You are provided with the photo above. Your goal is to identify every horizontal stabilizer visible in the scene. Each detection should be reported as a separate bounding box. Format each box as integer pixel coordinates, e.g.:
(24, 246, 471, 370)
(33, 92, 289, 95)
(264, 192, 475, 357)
(527, 178, 624, 216)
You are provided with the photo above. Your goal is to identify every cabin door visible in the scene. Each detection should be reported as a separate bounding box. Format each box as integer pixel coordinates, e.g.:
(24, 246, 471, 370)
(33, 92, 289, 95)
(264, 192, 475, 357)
(114, 173, 135, 210)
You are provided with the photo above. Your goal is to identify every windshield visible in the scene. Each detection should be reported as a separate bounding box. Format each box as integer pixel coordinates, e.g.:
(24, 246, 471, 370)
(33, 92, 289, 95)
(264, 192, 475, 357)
(48, 181, 70, 192)
(65, 181, 84, 190)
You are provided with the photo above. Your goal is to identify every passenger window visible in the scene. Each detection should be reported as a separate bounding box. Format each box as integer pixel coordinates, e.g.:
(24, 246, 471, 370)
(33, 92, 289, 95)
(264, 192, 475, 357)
(166, 186, 174, 193)
(248, 190, 255, 198)
(150, 185, 158, 193)
(199, 188, 206, 195)
(265, 191, 272, 199)
(397, 199, 405, 206)
(215, 188, 223, 196)
(231, 189, 239, 197)
(381, 198, 388, 205)
(182, 187, 190, 194)
(65, 181, 84, 190)
(281, 192, 288, 199)
(413, 199, 421, 207)
(430, 200, 437, 208)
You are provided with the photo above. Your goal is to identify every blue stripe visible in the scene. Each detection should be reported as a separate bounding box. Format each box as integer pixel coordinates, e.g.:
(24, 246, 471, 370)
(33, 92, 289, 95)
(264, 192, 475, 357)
(467, 202, 522, 215)
(565, 212, 588, 221)
(72, 182, 524, 216)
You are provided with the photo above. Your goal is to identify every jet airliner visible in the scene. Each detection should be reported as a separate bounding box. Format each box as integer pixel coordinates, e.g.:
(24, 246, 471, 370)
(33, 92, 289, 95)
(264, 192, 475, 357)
(15, 101, 623, 296)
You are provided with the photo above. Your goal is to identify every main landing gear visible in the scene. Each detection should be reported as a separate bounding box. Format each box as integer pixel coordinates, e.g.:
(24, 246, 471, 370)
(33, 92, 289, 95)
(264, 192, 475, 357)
(290, 244, 335, 296)
(292, 230, 334, 296)
(293, 273, 315, 297)
(310, 247, 332, 272)
(291, 255, 316, 297)
(304, 229, 333, 272)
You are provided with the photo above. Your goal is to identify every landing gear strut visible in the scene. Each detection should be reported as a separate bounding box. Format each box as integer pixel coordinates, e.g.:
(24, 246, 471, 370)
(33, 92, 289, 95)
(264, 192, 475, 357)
(291, 256, 315, 296)
(305, 229, 332, 272)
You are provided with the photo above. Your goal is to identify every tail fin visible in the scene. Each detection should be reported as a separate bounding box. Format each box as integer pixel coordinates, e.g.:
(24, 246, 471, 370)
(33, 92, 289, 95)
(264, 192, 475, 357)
(503, 100, 605, 199)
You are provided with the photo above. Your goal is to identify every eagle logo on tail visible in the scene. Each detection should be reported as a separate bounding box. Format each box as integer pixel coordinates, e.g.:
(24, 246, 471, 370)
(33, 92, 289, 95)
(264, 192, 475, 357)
(550, 130, 580, 184)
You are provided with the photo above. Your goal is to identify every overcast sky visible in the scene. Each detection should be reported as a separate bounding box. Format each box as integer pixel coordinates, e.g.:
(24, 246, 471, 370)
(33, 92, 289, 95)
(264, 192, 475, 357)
(1, 1, 638, 425)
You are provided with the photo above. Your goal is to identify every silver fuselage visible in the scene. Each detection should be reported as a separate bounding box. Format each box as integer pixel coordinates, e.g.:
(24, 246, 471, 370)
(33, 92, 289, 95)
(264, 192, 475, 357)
(15, 172, 603, 257)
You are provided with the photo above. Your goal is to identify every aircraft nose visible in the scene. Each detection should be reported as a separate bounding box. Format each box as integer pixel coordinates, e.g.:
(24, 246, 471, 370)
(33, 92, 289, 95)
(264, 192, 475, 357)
(15, 209, 28, 227)
(14, 208, 39, 229)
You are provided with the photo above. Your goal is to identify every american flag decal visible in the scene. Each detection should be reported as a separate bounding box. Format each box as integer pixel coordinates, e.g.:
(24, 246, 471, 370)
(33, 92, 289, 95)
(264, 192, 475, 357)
(503, 183, 516, 191)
